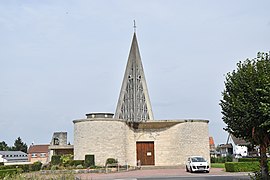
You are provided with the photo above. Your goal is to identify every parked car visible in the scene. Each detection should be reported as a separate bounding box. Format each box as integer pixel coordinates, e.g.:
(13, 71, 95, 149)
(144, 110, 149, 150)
(186, 156, 210, 173)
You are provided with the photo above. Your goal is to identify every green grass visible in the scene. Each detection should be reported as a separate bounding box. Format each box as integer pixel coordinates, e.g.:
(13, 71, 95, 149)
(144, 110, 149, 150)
(211, 163, 225, 168)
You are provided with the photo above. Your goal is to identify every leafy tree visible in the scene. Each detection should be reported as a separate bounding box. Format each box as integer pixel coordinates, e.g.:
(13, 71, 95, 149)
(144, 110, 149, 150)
(220, 52, 270, 179)
(11, 137, 28, 153)
(0, 141, 9, 151)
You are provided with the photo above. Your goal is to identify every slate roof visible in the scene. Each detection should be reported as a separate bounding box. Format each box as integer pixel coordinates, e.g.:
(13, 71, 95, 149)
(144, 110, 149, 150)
(28, 144, 49, 154)
(230, 135, 250, 146)
(0, 151, 28, 162)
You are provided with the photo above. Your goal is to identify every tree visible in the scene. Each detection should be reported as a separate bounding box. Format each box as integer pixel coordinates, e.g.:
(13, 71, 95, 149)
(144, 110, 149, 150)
(220, 52, 270, 179)
(12, 137, 28, 153)
(0, 141, 9, 151)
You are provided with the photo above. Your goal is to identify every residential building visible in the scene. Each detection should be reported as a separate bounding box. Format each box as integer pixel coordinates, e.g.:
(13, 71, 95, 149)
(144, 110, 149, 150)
(48, 132, 73, 161)
(227, 134, 249, 157)
(28, 144, 49, 164)
(0, 151, 28, 164)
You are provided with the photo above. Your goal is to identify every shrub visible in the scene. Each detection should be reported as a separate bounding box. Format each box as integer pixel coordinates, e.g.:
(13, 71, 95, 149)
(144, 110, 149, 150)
(51, 155, 61, 165)
(70, 160, 84, 167)
(238, 158, 260, 162)
(211, 156, 233, 163)
(225, 162, 266, 172)
(51, 165, 59, 170)
(30, 161, 42, 171)
(106, 158, 118, 166)
(0, 169, 18, 179)
(84, 154, 95, 167)
(0, 164, 29, 172)
(61, 154, 73, 167)
(76, 164, 84, 169)
(0, 162, 4, 166)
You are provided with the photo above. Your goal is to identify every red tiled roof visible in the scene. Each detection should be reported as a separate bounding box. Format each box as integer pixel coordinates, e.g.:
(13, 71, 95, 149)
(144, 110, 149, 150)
(28, 144, 49, 154)
(209, 137, 215, 146)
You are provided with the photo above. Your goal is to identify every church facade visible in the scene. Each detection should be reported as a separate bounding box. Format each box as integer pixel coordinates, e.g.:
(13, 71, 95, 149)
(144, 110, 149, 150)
(73, 33, 210, 167)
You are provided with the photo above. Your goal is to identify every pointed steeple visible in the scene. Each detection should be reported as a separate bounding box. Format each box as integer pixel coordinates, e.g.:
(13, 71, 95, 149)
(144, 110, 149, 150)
(115, 33, 154, 122)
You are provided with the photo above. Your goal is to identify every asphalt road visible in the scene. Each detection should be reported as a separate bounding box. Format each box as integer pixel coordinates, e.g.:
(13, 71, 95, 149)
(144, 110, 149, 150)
(137, 176, 250, 180)
(76, 168, 251, 180)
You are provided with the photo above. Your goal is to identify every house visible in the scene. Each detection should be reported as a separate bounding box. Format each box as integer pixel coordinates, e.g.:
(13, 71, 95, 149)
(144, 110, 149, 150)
(72, 32, 210, 167)
(48, 132, 73, 161)
(217, 144, 233, 157)
(209, 137, 219, 157)
(217, 134, 250, 158)
(227, 134, 249, 157)
(0, 151, 28, 164)
(28, 144, 49, 164)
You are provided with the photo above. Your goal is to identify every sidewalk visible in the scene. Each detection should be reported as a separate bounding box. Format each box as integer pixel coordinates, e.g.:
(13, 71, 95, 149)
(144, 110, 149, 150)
(75, 167, 250, 180)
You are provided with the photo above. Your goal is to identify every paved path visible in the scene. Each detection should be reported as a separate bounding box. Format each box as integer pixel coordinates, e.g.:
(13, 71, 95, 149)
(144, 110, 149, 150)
(75, 168, 250, 180)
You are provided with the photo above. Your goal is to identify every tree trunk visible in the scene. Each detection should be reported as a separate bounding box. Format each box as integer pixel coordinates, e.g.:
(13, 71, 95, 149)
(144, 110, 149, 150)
(260, 144, 269, 179)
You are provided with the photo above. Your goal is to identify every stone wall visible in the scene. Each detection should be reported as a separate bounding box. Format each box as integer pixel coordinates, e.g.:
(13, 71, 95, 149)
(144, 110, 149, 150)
(73, 118, 209, 166)
(127, 120, 210, 166)
(73, 119, 128, 166)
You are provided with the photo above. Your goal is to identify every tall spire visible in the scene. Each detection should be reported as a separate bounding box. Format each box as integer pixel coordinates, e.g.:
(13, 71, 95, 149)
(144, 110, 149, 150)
(115, 33, 154, 122)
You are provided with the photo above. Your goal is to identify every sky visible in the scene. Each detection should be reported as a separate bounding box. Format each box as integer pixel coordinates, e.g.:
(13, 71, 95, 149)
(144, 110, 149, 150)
(0, 0, 270, 147)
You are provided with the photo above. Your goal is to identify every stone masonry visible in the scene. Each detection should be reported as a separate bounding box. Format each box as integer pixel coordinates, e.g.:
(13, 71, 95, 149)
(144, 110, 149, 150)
(73, 116, 209, 166)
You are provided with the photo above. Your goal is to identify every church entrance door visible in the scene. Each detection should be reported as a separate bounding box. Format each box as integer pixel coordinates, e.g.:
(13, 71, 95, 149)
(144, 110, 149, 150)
(136, 141, 155, 165)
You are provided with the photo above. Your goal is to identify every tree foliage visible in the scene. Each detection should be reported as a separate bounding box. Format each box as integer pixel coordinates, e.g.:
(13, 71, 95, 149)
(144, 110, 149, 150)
(220, 51, 270, 178)
(11, 137, 28, 153)
(0, 141, 9, 151)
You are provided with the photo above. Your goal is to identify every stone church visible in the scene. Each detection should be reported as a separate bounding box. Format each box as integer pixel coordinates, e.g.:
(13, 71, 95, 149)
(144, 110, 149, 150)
(73, 33, 210, 166)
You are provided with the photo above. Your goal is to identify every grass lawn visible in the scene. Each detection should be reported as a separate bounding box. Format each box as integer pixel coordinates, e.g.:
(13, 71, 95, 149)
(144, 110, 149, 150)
(211, 163, 225, 168)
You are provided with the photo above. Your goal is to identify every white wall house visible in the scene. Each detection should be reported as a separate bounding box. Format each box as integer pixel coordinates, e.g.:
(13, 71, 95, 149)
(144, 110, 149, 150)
(0, 151, 28, 164)
(227, 135, 249, 157)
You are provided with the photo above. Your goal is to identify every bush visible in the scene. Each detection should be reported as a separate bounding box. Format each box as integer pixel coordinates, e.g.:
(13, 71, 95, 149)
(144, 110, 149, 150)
(60, 154, 73, 167)
(84, 154, 95, 167)
(105, 158, 118, 166)
(211, 155, 233, 163)
(0, 164, 29, 172)
(238, 158, 260, 162)
(30, 161, 42, 171)
(70, 160, 84, 167)
(0, 169, 18, 179)
(51, 165, 59, 170)
(0, 162, 4, 166)
(51, 155, 61, 165)
(76, 164, 84, 169)
(225, 162, 266, 172)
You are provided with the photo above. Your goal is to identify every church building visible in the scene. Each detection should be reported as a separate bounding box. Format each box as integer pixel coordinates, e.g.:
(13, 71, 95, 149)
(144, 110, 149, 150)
(73, 32, 210, 167)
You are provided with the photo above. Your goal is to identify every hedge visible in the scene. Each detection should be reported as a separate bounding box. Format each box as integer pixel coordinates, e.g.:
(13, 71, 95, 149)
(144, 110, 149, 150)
(51, 155, 61, 165)
(30, 161, 42, 171)
(106, 158, 118, 166)
(70, 160, 84, 167)
(0, 164, 29, 172)
(225, 162, 270, 172)
(85, 154, 95, 167)
(0, 162, 41, 172)
(238, 158, 260, 162)
(211, 156, 233, 163)
(0, 169, 18, 178)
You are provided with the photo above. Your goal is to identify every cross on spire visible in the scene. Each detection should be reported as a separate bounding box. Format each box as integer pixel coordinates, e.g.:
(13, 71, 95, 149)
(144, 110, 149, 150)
(133, 20, 136, 33)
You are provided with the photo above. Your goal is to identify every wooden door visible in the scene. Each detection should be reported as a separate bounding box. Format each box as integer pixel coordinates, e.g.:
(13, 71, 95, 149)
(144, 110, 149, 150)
(136, 142, 155, 165)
